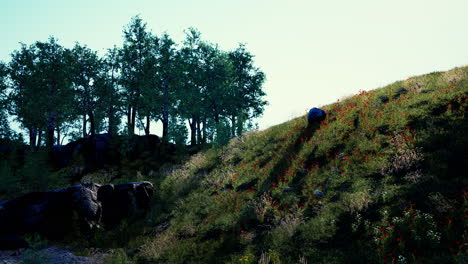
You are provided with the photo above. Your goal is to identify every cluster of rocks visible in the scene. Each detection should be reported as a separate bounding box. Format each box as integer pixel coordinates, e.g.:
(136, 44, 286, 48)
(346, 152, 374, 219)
(0, 182, 154, 250)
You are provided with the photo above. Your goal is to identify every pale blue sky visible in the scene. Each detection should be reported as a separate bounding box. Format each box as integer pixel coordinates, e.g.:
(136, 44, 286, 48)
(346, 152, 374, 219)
(2, 0, 467, 138)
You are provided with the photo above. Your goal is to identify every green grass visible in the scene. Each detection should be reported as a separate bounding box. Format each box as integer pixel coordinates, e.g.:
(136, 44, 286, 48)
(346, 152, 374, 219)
(130, 65, 467, 264)
(2, 65, 467, 263)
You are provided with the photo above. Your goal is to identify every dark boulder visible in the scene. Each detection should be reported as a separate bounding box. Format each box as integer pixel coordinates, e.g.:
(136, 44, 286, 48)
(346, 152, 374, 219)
(0, 181, 154, 246)
(307, 108, 326, 125)
(99, 182, 154, 227)
(56, 133, 114, 169)
(127, 135, 161, 160)
(393, 87, 408, 99)
(0, 237, 29, 250)
(378, 95, 389, 104)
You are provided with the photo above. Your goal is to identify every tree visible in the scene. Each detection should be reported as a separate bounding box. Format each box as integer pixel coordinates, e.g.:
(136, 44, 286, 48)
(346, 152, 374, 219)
(34, 37, 74, 149)
(70, 43, 102, 137)
(120, 15, 153, 136)
(176, 28, 205, 145)
(94, 46, 123, 135)
(0, 62, 12, 139)
(226, 44, 267, 137)
(154, 33, 177, 140)
(8, 43, 46, 150)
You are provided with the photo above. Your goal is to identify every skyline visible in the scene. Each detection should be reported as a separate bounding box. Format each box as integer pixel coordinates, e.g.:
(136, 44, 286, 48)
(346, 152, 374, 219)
(2, 0, 468, 140)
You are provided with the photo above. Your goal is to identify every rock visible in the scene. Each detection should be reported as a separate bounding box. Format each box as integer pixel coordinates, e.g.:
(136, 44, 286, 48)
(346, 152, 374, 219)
(377, 95, 389, 104)
(0, 182, 154, 244)
(393, 87, 408, 99)
(127, 134, 161, 160)
(0, 237, 29, 250)
(100, 182, 153, 227)
(377, 125, 389, 135)
(313, 190, 324, 197)
(50, 133, 171, 182)
(307, 108, 326, 125)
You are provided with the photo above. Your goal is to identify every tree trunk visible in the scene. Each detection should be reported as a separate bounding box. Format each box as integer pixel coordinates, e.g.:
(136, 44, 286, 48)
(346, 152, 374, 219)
(145, 115, 150, 136)
(46, 112, 55, 149)
(130, 106, 136, 136)
(196, 117, 202, 145)
(213, 104, 220, 125)
(29, 127, 37, 151)
(36, 129, 42, 151)
(88, 111, 95, 136)
(56, 125, 61, 145)
(83, 114, 87, 138)
(202, 118, 207, 144)
(108, 105, 115, 135)
(127, 105, 132, 135)
(231, 115, 236, 138)
(188, 117, 196, 146)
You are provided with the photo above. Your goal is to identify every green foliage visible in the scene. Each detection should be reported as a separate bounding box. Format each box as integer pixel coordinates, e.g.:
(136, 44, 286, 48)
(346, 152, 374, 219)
(21, 249, 51, 264)
(213, 119, 233, 148)
(102, 248, 132, 264)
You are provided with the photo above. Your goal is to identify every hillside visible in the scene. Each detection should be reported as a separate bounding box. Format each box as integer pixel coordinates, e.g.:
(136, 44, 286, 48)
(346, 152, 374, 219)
(128, 66, 467, 264)
(2, 66, 468, 263)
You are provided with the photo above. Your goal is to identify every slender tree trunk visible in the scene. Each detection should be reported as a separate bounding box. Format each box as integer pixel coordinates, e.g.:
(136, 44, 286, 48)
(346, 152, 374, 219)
(196, 117, 202, 145)
(188, 117, 196, 146)
(127, 104, 132, 135)
(36, 129, 42, 151)
(213, 104, 220, 125)
(56, 125, 61, 145)
(82, 114, 87, 138)
(88, 111, 95, 136)
(202, 118, 207, 144)
(29, 127, 37, 151)
(46, 112, 55, 149)
(108, 105, 115, 135)
(145, 115, 150, 136)
(231, 115, 236, 138)
(131, 106, 137, 135)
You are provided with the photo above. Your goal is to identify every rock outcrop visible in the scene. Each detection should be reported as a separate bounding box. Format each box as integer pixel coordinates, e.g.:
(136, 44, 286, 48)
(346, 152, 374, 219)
(0, 182, 153, 249)
(49, 134, 176, 182)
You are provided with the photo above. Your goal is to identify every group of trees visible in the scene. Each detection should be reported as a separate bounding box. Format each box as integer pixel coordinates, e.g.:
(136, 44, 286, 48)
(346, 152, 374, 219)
(0, 16, 267, 150)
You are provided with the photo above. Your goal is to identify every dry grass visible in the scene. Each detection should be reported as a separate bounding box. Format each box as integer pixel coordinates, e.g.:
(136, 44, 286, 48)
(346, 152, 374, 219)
(275, 211, 305, 238)
(342, 191, 371, 214)
(258, 251, 270, 264)
(441, 66, 467, 84)
(139, 229, 178, 260)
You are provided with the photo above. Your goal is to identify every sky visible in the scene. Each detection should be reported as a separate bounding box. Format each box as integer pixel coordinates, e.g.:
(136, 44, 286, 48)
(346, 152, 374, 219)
(1, 0, 468, 140)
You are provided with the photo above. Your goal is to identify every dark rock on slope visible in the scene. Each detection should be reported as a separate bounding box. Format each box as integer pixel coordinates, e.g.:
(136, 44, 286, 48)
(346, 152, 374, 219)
(307, 108, 326, 125)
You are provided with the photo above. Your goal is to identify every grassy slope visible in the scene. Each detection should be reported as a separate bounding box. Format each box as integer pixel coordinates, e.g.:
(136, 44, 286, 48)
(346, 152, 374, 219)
(97, 66, 467, 263)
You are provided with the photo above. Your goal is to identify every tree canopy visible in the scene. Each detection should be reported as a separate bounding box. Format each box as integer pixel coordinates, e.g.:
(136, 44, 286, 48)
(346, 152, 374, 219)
(1, 16, 268, 149)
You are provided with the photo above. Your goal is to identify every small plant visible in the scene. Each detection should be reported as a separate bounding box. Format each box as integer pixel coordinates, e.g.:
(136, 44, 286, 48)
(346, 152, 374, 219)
(239, 251, 255, 263)
(102, 248, 132, 264)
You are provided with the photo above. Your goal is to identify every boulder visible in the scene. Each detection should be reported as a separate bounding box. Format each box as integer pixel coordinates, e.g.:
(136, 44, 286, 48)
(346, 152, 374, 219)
(313, 190, 324, 197)
(0, 237, 29, 250)
(393, 87, 408, 99)
(378, 95, 389, 104)
(127, 135, 161, 160)
(307, 108, 326, 125)
(50, 134, 170, 181)
(0, 181, 154, 248)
